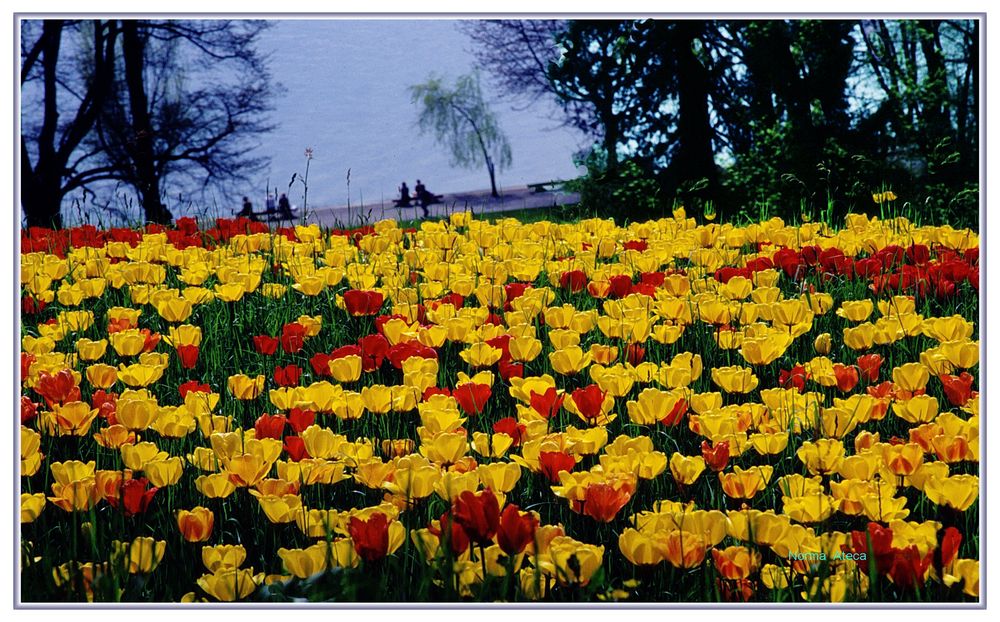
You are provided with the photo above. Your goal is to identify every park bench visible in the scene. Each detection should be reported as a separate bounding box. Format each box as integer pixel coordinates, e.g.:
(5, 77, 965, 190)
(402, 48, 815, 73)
(393, 194, 443, 208)
(526, 180, 566, 193)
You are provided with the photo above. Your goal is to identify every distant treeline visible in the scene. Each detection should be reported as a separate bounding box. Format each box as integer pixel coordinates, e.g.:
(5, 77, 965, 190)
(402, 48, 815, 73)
(464, 19, 979, 228)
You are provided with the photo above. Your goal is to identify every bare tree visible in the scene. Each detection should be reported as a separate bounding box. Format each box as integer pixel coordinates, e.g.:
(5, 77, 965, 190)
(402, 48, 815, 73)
(91, 19, 276, 224)
(20, 18, 276, 227)
(20, 20, 120, 228)
(459, 20, 567, 109)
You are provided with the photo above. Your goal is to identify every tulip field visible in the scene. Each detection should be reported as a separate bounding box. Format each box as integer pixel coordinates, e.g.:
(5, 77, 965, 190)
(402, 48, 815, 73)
(18, 206, 980, 603)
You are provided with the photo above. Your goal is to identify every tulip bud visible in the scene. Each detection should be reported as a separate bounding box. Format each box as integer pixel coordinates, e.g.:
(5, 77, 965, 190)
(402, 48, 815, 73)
(814, 333, 832, 355)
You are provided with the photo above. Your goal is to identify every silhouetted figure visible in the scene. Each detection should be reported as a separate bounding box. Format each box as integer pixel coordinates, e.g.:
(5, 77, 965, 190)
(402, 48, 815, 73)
(278, 193, 292, 219)
(238, 196, 257, 221)
(415, 179, 441, 218)
(394, 182, 412, 207)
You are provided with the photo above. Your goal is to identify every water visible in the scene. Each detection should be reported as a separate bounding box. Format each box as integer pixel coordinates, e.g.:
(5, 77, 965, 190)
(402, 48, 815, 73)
(244, 19, 586, 212)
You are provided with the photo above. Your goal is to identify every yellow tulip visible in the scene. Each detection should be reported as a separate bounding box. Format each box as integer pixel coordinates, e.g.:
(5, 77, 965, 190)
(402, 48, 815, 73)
(459, 342, 503, 368)
(195, 473, 237, 499)
(476, 462, 521, 493)
(201, 544, 247, 572)
(796, 439, 845, 475)
(75, 338, 108, 361)
(619, 528, 664, 566)
(924, 475, 979, 511)
(328, 355, 362, 383)
(719, 465, 773, 499)
(892, 363, 930, 393)
(145, 457, 184, 487)
(548, 346, 593, 376)
(843, 323, 876, 350)
(711, 366, 759, 393)
(278, 542, 329, 579)
(113, 537, 166, 574)
(176, 507, 215, 542)
(808, 331, 833, 356)
(657, 530, 707, 569)
(52, 401, 99, 436)
(782, 495, 836, 524)
(196, 568, 262, 601)
(48, 479, 100, 512)
(836, 300, 874, 322)
(115, 396, 159, 431)
(21, 492, 47, 523)
(116, 363, 164, 388)
(669, 453, 706, 485)
(166, 324, 202, 347)
(156, 297, 193, 322)
(109, 329, 147, 357)
(227, 374, 265, 400)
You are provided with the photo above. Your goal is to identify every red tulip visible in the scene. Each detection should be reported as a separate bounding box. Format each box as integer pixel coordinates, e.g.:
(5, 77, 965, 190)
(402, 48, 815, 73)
(273, 364, 302, 388)
(856, 354, 883, 383)
(254, 414, 287, 440)
(940, 372, 974, 407)
(386, 342, 437, 369)
(453, 383, 492, 415)
(176, 345, 199, 369)
(625, 343, 646, 366)
(531, 387, 566, 419)
(140, 329, 161, 353)
(178, 380, 211, 399)
(701, 440, 730, 472)
(348, 512, 391, 562)
(778, 365, 808, 393)
(497, 359, 524, 380)
(492, 417, 527, 446)
(538, 451, 576, 483)
(559, 269, 587, 293)
(887, 545, 932, 589)
(253, 335, 279, 356)
(940, 526, 962, 569)
(430, 511, 470, 555)
(92, 390, 118, 423)
(282, 435, 310, 462)
(287, 407, 315, 434)
(608, 274, 633, 298)
(570, 384, 607, 423)
(575, 482, 632, 523)
(107, 477, 158, 517)
(844, 522, 896, 575)
(35, 369, 81, 408)
(833, 364, 859, 393)
(357, 334, 390, 372)
(21, 396, 38, 424)
(280, 323, 307, 354)
(21, 352, 35, 381)
(496, 504, 538, 555)
(309, 352, 334, 377)
(660, 397, 688, 427)
(344, 290, 384, 316)
(451, 489, 500, 545)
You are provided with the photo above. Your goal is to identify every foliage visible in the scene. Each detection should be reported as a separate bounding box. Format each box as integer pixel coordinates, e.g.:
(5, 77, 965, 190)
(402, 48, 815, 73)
(409, 72, 512, 198)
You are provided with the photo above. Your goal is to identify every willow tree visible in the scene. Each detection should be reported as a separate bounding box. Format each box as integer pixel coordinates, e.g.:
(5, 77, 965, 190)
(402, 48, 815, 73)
(409, 72, 512, 197)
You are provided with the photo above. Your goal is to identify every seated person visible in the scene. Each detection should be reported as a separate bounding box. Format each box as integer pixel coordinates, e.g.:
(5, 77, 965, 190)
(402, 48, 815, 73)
(395, 182, 412, 207)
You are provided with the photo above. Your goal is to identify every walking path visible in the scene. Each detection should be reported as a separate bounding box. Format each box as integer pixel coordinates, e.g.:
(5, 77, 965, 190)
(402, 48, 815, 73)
(299, 185, 580, 228)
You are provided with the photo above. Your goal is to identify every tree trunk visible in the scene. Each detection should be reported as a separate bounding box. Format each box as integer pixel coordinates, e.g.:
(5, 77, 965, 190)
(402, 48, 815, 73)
(487, 157, 498, 197)
(672, 22, 717, 193)
(22, 21, 65, 229)
(121, 20, 172, 225)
